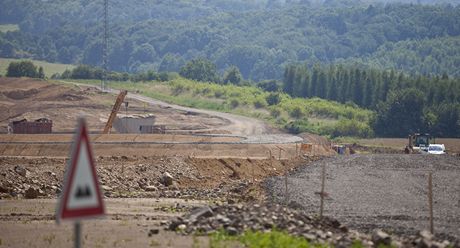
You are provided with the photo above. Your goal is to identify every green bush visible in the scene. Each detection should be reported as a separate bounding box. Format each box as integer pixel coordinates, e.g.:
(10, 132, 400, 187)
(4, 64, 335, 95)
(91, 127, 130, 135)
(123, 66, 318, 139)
(266, 92, 281, 106)
(6, 61, 44, 78)
(253, 98, 267, 108)
(285, 119, 311, 134)
(289, 106, 304, 119)
(270, 107, 282, 118)
(229, 98, 240, 108)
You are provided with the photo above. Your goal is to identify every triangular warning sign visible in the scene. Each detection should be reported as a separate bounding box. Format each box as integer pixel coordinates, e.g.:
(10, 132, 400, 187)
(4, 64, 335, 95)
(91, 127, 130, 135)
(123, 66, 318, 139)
(57, 118, 105, 222)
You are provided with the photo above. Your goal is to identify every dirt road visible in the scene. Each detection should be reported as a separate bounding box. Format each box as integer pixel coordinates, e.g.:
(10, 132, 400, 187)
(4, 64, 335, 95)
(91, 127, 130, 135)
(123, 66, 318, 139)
(86, 82, 303, 143)
(0, 198, 210, 248)
(124, 90, 269, 136)
(266, 154, 460, 242)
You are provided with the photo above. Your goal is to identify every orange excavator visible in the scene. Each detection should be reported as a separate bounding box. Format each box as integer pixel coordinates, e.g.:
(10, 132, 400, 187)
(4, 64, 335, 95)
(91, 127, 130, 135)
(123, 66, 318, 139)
(103, 90, 127, 134)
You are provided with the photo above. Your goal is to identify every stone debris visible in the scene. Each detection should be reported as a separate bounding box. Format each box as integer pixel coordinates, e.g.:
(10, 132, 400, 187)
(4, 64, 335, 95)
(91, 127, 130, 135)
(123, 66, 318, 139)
(160, 172, 174, 186)
(372, 230, 392, 246)
(148, 229, 159, 237)
(14, 165, 28, 177)
(166, 203, 458, 248)
(24, 187, 39, 199)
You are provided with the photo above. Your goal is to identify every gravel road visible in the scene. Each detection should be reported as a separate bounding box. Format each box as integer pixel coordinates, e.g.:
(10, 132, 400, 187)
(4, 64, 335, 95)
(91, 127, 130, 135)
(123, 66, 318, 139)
(80, 83, 303, 144)
(266, 154, 460, 241)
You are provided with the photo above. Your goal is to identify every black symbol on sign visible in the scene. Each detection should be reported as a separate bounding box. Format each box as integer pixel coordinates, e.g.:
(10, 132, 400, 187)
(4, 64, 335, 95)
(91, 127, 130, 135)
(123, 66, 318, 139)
(75, 185, 92, 198)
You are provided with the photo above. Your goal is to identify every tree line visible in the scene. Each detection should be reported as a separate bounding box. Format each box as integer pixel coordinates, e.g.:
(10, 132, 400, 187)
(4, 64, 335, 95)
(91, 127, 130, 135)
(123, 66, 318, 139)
(283, 64, 460, 137)
(1, 1, 460, 80)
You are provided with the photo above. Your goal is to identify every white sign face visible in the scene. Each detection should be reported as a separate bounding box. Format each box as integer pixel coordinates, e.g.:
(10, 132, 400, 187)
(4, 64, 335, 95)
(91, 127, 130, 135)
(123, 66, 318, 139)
(57, 118, 105, 222)
(67, 140, 100, 209)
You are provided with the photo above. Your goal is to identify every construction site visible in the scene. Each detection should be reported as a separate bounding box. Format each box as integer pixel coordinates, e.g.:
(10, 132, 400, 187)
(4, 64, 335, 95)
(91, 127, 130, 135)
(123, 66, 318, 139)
(0, 77, 459, 248)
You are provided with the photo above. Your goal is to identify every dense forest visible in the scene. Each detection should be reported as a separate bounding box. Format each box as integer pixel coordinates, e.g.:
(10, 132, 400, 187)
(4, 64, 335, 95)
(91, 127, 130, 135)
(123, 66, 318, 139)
(1, 0, 460, 81)
(283, 64, 460, 137)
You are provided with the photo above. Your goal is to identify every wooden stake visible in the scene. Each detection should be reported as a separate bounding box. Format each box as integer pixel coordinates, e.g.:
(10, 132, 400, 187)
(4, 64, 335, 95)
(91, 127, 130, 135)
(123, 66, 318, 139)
(278, 147, 282, 160)
(428, 172, 434, 234)
(269, 150, 272, 167)
(252, 157, 255, 183)
(320, 163, 326, 218)
(285, 167, 289, 205)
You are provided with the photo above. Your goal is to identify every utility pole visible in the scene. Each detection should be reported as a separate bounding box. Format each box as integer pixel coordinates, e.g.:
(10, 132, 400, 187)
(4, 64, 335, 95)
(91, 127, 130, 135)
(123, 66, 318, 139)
(102, 0, 108, 91)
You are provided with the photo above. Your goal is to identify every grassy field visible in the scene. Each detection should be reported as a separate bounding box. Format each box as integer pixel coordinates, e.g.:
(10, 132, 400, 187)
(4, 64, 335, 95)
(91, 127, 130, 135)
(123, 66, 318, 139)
(0, 58, 75, 77)
(60, 78, 374, 138)
(0, 24, 19, 33)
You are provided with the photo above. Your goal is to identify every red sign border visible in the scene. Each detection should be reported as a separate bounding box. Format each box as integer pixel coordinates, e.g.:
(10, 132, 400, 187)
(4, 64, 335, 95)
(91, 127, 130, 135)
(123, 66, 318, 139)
(57, 118, 105, 222)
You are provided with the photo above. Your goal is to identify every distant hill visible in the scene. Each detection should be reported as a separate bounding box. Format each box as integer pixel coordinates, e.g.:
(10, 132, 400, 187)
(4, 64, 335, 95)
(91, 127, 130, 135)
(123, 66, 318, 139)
(1, 0, 459, 80)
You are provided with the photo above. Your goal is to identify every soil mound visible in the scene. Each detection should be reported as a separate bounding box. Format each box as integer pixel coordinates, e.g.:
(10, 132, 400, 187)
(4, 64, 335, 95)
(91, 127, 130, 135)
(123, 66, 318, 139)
(4, 88, 39, 100)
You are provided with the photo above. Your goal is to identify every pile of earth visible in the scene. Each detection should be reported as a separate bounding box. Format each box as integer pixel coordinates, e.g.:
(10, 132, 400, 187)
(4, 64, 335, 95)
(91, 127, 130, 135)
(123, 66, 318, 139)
(0, 155, 310, 201)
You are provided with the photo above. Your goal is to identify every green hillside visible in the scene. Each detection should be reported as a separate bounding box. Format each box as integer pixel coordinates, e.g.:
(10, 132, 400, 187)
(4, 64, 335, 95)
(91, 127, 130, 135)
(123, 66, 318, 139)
(0, 58, 75, 77)
(61, 77, 373, 138)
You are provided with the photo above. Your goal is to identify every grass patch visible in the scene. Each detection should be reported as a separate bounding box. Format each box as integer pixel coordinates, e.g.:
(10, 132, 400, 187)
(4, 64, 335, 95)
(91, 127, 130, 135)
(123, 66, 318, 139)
(59, 78, 374, 138)
(0, 58, 75, 77)
(210, 229, 329, 248)
(0, 24, 19, 33)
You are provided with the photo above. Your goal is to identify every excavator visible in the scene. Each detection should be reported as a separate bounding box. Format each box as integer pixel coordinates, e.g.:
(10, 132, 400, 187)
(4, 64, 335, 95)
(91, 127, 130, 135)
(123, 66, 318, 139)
(405, 133, 433, 154)
(103, 90, 127, 134)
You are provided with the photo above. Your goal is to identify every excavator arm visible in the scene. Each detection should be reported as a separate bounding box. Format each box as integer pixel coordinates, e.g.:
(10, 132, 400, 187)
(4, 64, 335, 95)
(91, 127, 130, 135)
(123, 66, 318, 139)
(103, 90, 128, 134)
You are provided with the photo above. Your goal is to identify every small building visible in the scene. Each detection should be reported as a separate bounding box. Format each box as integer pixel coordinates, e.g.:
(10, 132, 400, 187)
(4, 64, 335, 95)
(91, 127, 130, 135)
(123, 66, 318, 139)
(9, 118, 53, 134)
(113, 114, 156, 134)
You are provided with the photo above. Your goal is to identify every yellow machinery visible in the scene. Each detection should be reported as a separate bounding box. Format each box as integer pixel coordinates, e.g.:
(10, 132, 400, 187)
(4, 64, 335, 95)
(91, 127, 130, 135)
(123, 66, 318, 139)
(103, 90, 128, 134)
(406, 133, 433, 153)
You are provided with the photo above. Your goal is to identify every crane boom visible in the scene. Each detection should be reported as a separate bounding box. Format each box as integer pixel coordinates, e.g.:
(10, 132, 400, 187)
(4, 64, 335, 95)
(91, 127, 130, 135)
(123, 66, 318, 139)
(103, 90, 128, 134)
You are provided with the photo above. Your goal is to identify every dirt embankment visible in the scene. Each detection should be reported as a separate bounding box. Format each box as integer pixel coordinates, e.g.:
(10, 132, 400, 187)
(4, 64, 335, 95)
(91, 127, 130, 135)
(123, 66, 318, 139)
(0, 155, 314, 201)
(266, 154, 460, 242)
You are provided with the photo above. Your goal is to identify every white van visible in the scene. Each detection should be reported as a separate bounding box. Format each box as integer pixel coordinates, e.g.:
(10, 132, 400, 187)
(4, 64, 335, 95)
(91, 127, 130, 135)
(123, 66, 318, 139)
(427, 144, 446, 155)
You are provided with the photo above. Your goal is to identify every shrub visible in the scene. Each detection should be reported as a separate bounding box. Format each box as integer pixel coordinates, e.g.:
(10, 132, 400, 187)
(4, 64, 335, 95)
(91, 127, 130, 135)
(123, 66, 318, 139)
(289, 106, 304, 119)
(6, 61, 44, 78)
(266, 92, 281, 106)
(285, 119, 310, 134)
(270, 107, 282, 118)
(214, 90, 225, 98)
(172, 84, 185, 95)
(253, 98, 267, 108)
(229, 99, 240, 108)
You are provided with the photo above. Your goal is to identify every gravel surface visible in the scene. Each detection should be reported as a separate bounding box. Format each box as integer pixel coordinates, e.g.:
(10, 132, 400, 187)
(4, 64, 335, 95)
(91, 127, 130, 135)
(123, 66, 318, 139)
(265, 154, 460, 242)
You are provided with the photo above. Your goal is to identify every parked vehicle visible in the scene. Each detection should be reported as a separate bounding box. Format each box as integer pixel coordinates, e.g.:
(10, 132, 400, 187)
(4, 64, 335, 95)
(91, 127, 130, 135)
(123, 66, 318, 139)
(427, 144, 446, 155)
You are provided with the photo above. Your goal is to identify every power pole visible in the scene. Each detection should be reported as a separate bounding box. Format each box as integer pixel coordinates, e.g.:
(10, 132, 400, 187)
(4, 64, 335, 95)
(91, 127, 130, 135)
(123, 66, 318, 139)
(102, 0, 108, 91)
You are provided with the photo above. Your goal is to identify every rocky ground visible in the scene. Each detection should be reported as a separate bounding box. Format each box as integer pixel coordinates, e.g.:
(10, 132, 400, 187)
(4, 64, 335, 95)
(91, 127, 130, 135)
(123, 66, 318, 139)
(166, 203, 457, 248)
(0, 155, 309, 201)
(266, 154, 460, 244)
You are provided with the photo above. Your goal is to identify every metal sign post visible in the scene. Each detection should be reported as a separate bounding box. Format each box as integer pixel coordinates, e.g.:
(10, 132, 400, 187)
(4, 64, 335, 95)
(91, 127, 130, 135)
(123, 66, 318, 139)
(75, 222, 81, 248)
(56, 118, 106, 248)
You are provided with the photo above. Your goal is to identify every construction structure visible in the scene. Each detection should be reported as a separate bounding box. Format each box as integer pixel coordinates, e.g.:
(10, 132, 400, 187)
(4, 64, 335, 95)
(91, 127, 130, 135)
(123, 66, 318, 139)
(8, 118, 53, 134)
(103, 90, 128, 134)
(112, 114, 157, 134)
